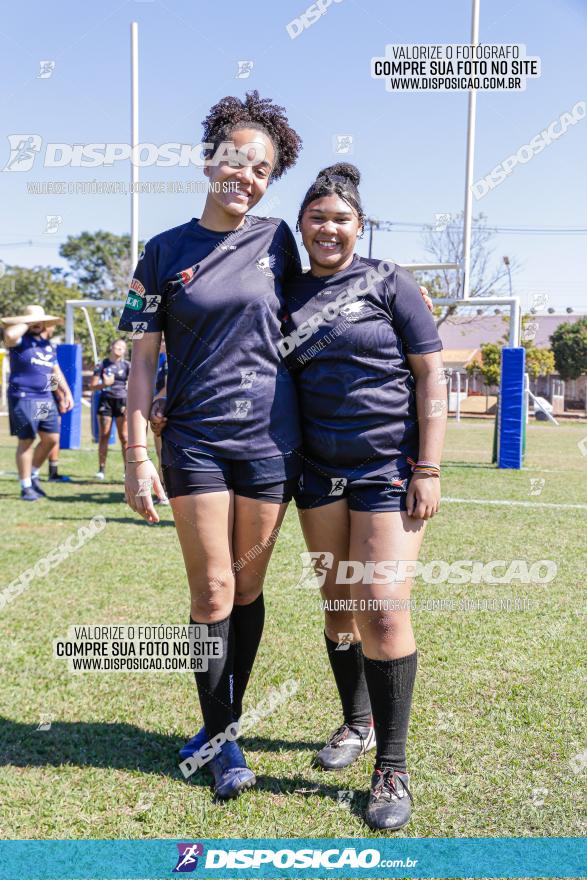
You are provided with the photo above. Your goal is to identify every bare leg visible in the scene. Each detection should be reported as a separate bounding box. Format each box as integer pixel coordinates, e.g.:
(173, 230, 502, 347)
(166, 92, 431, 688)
(297, 501, 356, 642)
(33, 431, 59, 471)
(348, 510, 425, 660)
(170, 490, 235, 622)
(16, 438, 34, 480)
(115, 414, 128, 467)
(232, 495, 288, 605)
(98, 416, 112, 472)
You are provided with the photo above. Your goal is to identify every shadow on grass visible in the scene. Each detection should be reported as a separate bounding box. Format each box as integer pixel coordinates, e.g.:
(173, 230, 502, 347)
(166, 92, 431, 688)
(0, 489, 125, 503)
(47, 514, 176, 527)
(0, 720, 327, 790)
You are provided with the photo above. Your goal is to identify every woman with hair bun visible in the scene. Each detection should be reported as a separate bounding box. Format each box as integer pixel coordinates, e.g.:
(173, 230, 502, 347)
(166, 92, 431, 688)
(282, 162, 447, 830)
(119, 91, 303, 800)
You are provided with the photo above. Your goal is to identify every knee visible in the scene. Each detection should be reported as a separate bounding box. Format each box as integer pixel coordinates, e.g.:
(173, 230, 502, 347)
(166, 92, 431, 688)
(234, 571, 263, 605)
(189, 572, 234, 622)
(360, 611, 402, 644)
(324, 610, 358, 642)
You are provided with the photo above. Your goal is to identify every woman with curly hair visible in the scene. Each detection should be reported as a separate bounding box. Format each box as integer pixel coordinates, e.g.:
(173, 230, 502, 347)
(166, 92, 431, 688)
(119, 92, 303, 799)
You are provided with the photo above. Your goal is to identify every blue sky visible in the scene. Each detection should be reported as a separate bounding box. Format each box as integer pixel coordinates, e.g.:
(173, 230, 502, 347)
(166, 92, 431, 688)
(0, 0, 585, 311)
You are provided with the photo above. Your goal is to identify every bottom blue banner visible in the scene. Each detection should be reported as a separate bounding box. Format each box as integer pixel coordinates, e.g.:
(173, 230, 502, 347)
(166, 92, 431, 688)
(0, 837, 584, 879)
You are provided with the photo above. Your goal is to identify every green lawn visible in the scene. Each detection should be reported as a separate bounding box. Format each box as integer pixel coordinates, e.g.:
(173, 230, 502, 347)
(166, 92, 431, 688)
(0, 413, 586, 842)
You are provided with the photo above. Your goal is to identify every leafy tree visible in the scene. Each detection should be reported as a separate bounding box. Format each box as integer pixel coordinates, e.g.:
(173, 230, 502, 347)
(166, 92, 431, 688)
(0, 264, 125, 368)
(550, 318, 587, 380)
(466, 342, 501, 388)
(524, 346, 555, 381)
(59, 230, 142, 299)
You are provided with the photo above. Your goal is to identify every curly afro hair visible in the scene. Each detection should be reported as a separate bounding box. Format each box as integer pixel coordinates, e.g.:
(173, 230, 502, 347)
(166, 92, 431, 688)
(296, 162, 365, 230)
(201, 90, 302, 181)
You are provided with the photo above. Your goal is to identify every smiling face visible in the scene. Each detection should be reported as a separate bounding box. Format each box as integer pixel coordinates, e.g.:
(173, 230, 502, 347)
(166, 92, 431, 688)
(203, 127, 275, 222)
(299, 194, 362, 277)
(111, 339, 126, 360)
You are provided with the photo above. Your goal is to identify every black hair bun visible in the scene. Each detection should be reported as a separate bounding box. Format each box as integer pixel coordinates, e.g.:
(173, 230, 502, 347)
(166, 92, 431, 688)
(317, 162, 361, 187)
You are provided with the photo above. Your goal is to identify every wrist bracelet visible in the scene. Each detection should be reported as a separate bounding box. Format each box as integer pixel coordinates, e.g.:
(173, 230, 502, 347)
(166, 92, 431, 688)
(126, 457, 150, 464)
(127, 443, 147, 450)
(416, 460, 440, 469)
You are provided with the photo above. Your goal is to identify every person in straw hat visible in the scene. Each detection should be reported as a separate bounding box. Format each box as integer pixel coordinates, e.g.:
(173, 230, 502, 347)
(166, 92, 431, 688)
(1, 304, 74, 501)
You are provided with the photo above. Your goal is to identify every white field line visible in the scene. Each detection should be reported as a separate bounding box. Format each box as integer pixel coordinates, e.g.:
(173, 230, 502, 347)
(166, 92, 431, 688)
(443, 496, 587, 510)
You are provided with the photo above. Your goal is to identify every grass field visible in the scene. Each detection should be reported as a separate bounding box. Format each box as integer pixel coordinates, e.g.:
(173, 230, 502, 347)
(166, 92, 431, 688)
(0, 413, 586, 844)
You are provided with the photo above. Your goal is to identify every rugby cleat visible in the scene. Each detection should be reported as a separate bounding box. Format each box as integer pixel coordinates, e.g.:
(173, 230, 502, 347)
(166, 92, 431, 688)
(31, 477, 47, 497)
(179, 726, 208, 762)
(20, 486, 41, 502)
(365, 769, 413, 831)
(313, 722, 376, 770)
(208, 740, 256, 799)
(95, 470, 105, 481)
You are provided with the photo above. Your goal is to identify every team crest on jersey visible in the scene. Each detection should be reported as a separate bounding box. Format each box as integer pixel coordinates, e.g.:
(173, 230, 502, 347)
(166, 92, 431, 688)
(328, 477, 347, 496)
(339, 301, 370, 322)
(388, 477, 408, 494)
(125, 292, 144, 311)
(256, 255, 276, 278)
(176, 265, 198, 285)
(129, 278, 145, 296)
(126, 277, 145, 310)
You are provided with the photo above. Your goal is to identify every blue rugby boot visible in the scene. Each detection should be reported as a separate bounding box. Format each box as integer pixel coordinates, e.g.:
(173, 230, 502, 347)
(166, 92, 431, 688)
(208, 740, 256, 799)
(179, 726, 208, 762)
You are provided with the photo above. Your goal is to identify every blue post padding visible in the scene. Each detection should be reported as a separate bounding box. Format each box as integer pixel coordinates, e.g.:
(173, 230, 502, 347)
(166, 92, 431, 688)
(91, 390, 117, 444)
(57, 344, 82, 450)
(498, 347, 526, 469)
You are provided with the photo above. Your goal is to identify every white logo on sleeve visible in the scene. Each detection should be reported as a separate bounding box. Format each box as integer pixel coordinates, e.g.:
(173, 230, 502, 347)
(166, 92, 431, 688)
(143, 294, 161, 313)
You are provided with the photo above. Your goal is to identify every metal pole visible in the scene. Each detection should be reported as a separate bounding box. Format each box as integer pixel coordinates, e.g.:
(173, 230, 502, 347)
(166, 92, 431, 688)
(527, 388, 559, 425)
(524, 373, 530, 425)
(510, 299, 521, 347)
(65, 302, 74, 344)
(456, 370, 461, 423)
(429, 296, 521, 346)
(130, 22, 139, 271)
(462, 0, 480, 300)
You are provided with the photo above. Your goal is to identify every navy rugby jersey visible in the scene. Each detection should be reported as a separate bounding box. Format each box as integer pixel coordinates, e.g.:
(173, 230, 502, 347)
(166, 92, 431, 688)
(118, 216, 302, 460)
(281, 255, 443, 475)
(8, 331, 57, 398)
(93, 357, 130, 399)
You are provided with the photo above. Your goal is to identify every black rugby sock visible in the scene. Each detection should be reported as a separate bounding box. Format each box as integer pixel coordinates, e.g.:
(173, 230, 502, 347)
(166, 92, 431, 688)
(362, 650, 417, 772)
(231, 593, 265, 720)
(324, 632, 372, 728)
(190, 614, 235, 741)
